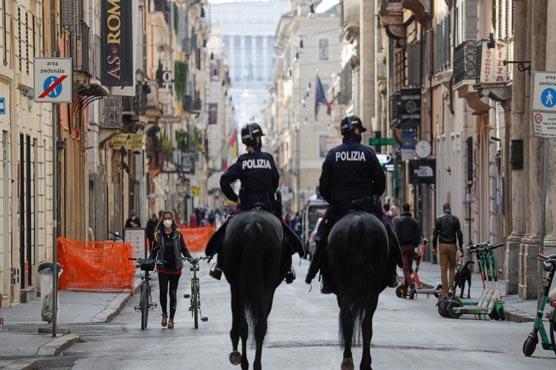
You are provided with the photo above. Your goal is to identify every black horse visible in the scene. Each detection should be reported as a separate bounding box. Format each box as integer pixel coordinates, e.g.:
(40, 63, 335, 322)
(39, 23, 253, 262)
(327, 211, 391, 370)
(220, 209, 288, 370)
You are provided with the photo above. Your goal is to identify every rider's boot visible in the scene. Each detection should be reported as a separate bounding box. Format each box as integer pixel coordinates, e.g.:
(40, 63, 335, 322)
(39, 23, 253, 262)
(209, 263, 223, 280)
(305, 245, 322, 285)
(206, 221, 228, 281)
(285, 266, 296, 284)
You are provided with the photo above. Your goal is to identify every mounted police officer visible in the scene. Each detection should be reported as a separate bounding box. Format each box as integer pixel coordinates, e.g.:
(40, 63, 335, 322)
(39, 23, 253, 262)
(206, 122, 303, 283)
(305, 114, 402, 293)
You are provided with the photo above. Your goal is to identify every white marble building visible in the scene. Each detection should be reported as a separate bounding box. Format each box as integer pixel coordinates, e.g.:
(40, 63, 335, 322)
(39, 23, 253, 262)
(209, 0, 289, 125)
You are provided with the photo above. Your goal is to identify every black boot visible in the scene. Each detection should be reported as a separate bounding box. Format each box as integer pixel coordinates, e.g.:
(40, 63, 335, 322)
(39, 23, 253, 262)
(209, 263, 223, 280)
(305, 248, 322, 284)
(285, 266, 296, 284)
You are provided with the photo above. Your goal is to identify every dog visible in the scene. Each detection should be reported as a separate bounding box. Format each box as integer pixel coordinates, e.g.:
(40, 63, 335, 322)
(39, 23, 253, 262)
(454, 260, 475, 298)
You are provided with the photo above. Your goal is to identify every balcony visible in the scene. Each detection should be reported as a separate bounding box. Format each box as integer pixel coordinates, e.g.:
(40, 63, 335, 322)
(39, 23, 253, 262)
(401, 0, 431, 24)
(453, 40, 480, 87)
(101, 96, 123, 129)
(378, 0, 405, 41)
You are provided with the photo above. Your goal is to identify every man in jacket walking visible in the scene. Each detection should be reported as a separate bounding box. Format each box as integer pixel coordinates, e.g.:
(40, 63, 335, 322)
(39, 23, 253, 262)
(432, 203, 463, 294)
(394, 203, 421, 294)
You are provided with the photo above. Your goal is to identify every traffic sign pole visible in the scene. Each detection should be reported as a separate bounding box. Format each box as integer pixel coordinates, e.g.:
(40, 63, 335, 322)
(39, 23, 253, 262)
(33, 57, 71, 336)
(52, 104, 58, 337)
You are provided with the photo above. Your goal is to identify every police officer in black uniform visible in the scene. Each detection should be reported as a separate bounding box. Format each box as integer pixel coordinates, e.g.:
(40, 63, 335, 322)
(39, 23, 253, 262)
(305, 114, 401, 293)
(206, 122, 302, 282)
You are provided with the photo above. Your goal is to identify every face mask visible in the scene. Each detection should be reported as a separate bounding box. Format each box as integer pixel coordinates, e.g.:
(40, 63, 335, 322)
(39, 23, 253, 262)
(163, 219, 172, 228)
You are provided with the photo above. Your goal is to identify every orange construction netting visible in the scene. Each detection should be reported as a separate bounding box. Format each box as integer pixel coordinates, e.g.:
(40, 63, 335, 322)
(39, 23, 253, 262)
(57, 237, 136, 292)
(179, 226, 216, 253)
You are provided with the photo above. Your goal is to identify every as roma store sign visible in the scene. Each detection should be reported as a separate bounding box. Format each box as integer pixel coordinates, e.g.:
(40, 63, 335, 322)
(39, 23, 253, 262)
(101, 0, 133, 86)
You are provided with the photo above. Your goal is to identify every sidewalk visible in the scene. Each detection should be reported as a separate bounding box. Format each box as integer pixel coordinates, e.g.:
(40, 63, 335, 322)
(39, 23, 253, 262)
(416, 261, 537, 322)
(0, 286, 137, 369)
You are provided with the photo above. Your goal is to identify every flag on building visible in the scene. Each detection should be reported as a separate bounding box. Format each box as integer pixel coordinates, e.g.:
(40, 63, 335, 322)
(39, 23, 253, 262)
(222, 128, 238, 171)
(315, 75, 332, 119)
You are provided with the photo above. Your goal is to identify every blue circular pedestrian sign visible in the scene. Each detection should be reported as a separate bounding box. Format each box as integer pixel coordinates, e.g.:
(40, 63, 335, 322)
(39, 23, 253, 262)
(43, 76, 63, 98)
(541, 87, 556, 108)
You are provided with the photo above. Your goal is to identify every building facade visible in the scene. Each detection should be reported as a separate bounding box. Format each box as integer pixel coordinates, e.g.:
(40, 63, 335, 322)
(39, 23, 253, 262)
(268, 0, 341, 211)
(209, 0, 288, 125)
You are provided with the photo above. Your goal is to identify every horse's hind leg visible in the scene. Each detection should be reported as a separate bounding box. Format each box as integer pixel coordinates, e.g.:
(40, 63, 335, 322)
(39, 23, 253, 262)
(360, 294, 379, 370)
(229, 286, 242, 366)
(340, 305, 355, 370)
(253, 314, 267, 370)
(240, 314, 249, 370)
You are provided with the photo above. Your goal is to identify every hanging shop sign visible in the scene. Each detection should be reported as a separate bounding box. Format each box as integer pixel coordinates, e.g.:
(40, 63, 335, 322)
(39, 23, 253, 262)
(400, 129, 417, 161)
(377, 153, 395, 172)
(480, 41, 509, 84)
(101, 0, 134, 86)
(409, 159, 436, 184)
(395, 88, 421, 129)
(109, 133, 144, 151)
(180, 150, 196, 175)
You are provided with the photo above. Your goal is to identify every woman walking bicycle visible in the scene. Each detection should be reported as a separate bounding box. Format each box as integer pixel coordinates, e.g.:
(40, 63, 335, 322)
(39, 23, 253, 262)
(149, 211, 192, 329)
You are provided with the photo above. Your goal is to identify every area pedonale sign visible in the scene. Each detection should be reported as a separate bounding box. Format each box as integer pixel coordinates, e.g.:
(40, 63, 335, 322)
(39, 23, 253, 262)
(101, 0, 133, 87)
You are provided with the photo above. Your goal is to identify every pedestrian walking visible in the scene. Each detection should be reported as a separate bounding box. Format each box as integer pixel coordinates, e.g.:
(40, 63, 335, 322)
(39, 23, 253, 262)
(432, 203, 463, 294)
(383, 203, 394, 230)
(394, 203, 421, 294)
(149, 211, 193, 329)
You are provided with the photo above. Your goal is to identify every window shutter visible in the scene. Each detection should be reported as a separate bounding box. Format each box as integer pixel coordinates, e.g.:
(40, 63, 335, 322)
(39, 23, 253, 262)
(407, 42, 421, 86)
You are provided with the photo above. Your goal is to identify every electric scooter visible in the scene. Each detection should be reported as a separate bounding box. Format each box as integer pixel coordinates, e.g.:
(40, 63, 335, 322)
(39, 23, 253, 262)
(438, 243, 488, 317)
(523, 253, 556, 357)
(396, 238, 443, 299)
(444, 242, 506, 320)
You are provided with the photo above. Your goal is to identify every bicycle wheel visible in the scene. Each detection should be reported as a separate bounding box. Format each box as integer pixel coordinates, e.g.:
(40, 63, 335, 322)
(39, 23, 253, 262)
(141, 282, 148, 330)
(193, 282, 199, 329)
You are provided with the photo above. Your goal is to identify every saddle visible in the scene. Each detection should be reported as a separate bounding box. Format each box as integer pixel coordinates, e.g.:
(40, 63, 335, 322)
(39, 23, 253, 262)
(205, 207, 304, 259)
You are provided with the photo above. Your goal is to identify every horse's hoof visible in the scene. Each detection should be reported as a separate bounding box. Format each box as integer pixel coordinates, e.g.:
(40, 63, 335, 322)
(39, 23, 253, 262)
(341, 358, 354, 370)
(229, 351, 242, 366)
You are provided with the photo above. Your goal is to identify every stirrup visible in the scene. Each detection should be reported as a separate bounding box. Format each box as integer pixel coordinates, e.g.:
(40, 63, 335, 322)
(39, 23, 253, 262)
(209, 263, 222, 280)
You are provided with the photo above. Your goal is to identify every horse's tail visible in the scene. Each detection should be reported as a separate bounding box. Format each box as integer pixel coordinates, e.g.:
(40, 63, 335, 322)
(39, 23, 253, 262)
(240, 221, 264, 329)
(333, 215, 382, 345)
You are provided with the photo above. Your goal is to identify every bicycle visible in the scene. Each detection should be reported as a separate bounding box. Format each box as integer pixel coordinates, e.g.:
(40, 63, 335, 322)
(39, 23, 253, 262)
(183, 256, 210, 329)
(129, 258, 157, 330)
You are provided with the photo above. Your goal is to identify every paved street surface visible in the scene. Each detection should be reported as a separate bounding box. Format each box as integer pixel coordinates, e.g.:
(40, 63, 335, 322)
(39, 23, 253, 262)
(29, 255, 554, 370)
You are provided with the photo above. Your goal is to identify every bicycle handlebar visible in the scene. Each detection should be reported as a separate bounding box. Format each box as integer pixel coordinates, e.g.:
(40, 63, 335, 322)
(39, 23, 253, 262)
(185, 256, 211, 264)
(467, 242, 505, 253)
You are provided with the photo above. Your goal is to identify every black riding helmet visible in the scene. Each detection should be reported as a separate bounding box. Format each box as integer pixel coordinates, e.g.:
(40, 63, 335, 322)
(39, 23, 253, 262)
(241, 122, 265, 147)
(340, 114, 367, 136)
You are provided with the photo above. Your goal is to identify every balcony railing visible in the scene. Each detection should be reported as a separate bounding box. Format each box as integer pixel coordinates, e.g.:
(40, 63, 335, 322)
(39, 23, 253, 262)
(453, 40, 481, 86)
(101, 96, 123, 129)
